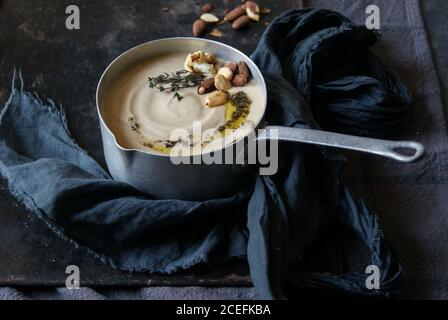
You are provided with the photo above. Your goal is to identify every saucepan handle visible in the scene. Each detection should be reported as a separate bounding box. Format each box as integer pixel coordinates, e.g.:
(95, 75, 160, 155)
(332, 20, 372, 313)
(257, 126, 425, 163)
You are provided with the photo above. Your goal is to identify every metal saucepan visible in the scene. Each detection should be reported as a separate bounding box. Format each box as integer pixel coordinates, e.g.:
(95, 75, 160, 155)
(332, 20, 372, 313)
(96, 38, 424, 200)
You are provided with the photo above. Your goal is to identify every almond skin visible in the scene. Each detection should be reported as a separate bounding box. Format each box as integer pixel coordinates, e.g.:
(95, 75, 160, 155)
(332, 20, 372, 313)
(237, 61, 251, 81)
(225, 62, 238, 73)
(245, 1, 260, 13)
(204, 53, 216, 64)
(246, 7, 260, 21)
(224, 5, 246, 22)
(198, 78, 216, 95)
(245, 1, 260, 21)
(192, 19, 207, 36)
(232, 15, 251, 29)
(232, 74, 249, 87)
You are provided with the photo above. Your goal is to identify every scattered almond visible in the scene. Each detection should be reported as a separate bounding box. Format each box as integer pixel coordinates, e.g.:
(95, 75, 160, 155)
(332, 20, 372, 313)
(225, 62, 238, 73)
(206, 91, 229, 108)
(232, 15, 251, 29)
(246, 9, 260, 22)
(209, 29, 223, 38)
(224, 5, 246, 22)
(215, 74, 232, 92)
(201, 13, 220, 23)
(202, 3, 213, 13)
(192, 19, 207, 37)
(193, 1, 269, 39)
(245, 1, 260, 21)
(232, 75, 248, 87)
(217, 67, 234, 81)
(245, 1, 260, 13)
(198, 78, 216, 95)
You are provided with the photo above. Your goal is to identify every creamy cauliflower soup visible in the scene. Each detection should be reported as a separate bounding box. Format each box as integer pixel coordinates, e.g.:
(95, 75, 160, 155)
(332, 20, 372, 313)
(101, 50, 264, 156)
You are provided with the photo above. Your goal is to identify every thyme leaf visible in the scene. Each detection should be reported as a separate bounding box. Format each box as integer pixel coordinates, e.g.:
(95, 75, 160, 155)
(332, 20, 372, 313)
(148, 70, 205, 101)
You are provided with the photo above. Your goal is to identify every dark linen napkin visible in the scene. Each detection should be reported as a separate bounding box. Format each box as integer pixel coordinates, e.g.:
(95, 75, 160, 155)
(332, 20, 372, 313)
(0, 9, 411, 299)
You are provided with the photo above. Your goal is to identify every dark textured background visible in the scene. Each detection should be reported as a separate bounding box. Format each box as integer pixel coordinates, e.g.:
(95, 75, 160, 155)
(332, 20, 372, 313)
(0, 0, 304, 289)
(0, 0, 447, 298)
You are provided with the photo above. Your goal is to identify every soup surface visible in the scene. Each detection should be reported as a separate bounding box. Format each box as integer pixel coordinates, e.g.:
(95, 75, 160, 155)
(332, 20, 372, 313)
(101, 51, 265, 155)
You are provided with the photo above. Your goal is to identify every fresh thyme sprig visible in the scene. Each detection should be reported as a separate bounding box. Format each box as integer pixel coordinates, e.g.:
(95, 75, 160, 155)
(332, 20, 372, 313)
(148, 70, 205, 101)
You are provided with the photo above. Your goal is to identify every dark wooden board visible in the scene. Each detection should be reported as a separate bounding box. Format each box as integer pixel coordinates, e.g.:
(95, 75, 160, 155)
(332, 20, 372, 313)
(0, 0, 447, 292)
(0, 0, 296, 287)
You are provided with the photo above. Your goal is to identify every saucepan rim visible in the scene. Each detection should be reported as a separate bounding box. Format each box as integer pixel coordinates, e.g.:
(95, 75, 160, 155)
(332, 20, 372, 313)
(96, 37, 268, 158)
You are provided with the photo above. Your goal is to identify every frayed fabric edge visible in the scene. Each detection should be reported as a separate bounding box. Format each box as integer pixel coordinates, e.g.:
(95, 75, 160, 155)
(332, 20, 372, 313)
(0, 71, 224, 276)
(1, 70, 94, 159)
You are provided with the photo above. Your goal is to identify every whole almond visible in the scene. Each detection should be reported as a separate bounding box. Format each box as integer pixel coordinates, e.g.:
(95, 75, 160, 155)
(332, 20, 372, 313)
(224, 5, 246, 22)
(215, 74, 232, 92)
(225, 62, 238, 73)
(192, 19, 207, 36)
(232, 15, 251, 29)
(206, 91, 229, 108)
(217, 67, 234, 81)
(201, 13, 220, 23)
(198, 78, 216, 95)
(237, 61, 251, 81)
(232, 74, 248, 87)
(202, 3, 213, 13)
